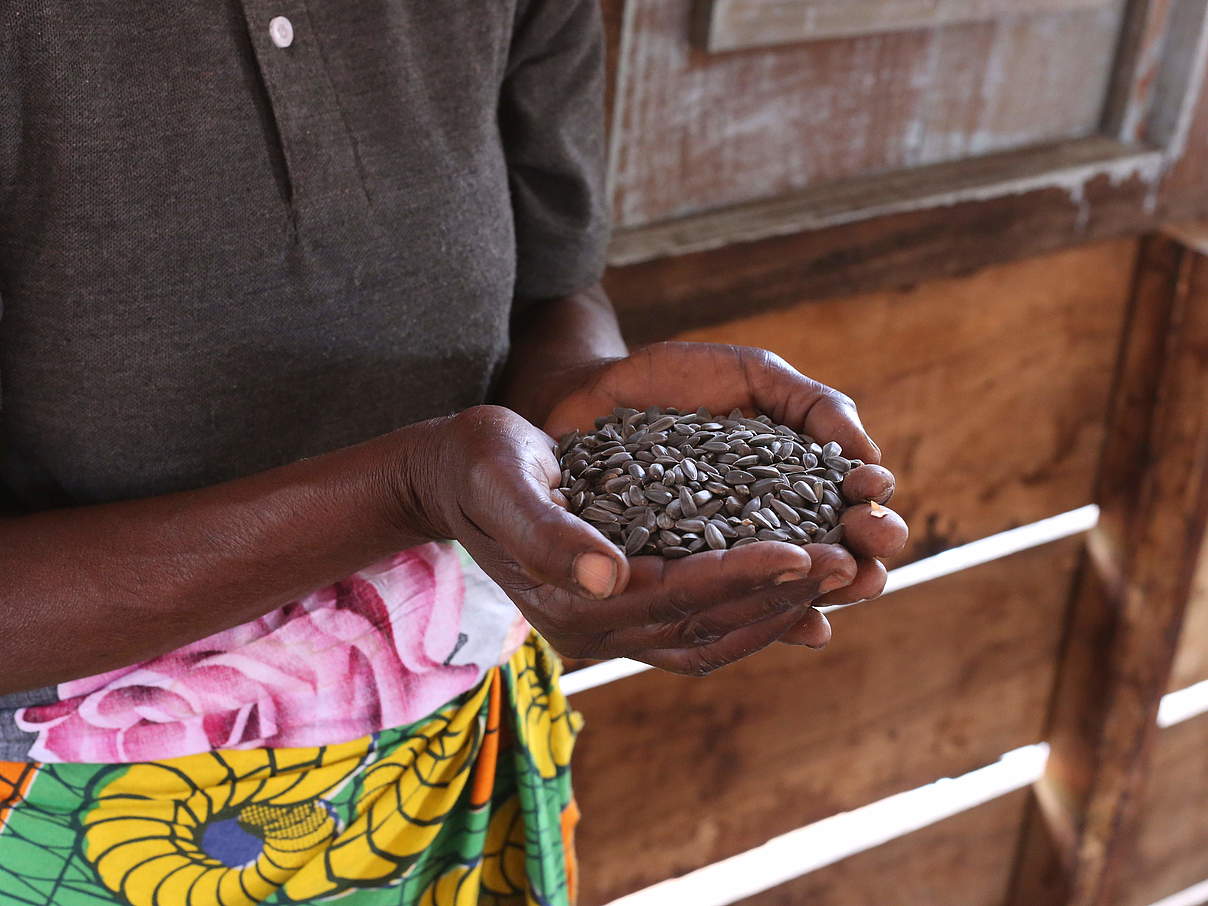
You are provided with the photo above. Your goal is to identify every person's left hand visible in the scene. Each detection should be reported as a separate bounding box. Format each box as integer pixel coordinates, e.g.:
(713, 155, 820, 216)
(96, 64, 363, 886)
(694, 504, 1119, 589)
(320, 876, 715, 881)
(543, 341, 909, 645)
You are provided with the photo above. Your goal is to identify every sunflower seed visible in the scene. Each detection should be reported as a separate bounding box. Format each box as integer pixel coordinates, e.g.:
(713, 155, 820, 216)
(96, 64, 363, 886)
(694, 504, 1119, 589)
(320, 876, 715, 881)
(819, 525, 844, 544)
(749, 511, 775, 530)
(769, 498, 801, 524)
(758, 507, 782, 528)
(757, 528, 791, 542)
(557, 406, 858, 558)
(625, 526, 651, 556)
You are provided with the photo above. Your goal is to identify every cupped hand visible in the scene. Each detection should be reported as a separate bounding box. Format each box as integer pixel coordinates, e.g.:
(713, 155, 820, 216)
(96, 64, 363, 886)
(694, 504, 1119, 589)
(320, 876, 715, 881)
(542, 342, 909, 644)
(422, 406, 852, 673)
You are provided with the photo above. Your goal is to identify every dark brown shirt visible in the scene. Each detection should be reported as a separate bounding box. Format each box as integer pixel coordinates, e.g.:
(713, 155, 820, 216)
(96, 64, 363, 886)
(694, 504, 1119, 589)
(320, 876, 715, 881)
(0, 0, 608, 510)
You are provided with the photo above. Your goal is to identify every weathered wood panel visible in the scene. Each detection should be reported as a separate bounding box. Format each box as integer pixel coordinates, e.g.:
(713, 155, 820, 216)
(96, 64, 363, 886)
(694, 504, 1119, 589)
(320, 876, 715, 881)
(735, 791, 1029, 906)
(1159, 224, 1208, 696)
(1159, 10, 1208, 218)
(1120, 713, 1208, 906)
(573, 539, 1081, 904)
(1102, 0, 1178, 142)
(1168, 536, 1208, 692)
(610, 0, 1126, 227)
(1007, 231, 1208, 905)
(703, 0, 1116, 53)
(608, 136, 1159, 266)
(667, 241, 1135, 569)
(603, 166, 1155, 343)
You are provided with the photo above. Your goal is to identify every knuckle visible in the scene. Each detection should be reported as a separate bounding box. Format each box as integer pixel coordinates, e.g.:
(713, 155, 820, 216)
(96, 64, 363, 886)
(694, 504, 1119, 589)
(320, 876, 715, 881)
(827, 388, 857, 411)
(756, 348, 791, 372)
(677, 617, 723, 647)
(650, 588, 696, 623)
(688, 653, 724, 677)
(759, 594, 801, 617)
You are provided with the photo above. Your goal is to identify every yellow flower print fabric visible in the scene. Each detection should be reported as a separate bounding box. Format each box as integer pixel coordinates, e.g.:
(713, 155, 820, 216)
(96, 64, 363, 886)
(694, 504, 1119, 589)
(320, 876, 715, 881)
(0, 634, 580, 906)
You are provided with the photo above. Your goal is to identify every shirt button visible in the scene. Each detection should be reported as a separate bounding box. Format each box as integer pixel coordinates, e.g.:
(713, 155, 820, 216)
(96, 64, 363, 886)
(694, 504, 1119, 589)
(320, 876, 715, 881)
(269, 16, 294, 49)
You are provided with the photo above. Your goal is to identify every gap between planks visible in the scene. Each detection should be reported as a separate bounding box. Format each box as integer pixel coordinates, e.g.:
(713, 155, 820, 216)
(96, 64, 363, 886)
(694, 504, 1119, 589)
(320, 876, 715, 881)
(599, 676, 1208, 906)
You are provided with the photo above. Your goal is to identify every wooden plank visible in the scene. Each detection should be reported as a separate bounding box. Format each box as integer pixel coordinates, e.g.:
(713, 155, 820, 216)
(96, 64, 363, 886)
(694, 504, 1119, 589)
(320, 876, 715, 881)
(735, 791, 1029, 906)
(611, 0, 1125, 228)
(1144, 0, 1208, 153)
(600, 0, 625, 150)
(603, 169, 1155, 347)
(614, 241, 1135, 569)
(1168, 535, 1208, 692)
(1101, 0, 1177, 142)
(573, 539, 1081, 904)
(1158, 8, 1208, 216)
(1120, 713, 1208, 906)
(1006, 231, 1208, 905)
(704, 0, 1116, 53)
(608, 137, 1160, 266)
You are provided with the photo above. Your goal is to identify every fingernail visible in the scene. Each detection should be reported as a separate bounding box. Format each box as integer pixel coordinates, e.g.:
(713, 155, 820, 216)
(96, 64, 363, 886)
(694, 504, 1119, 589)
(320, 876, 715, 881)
(773, 568, 811, 585)
(574, 552, 618, 599)
(820, 573, 849, 594)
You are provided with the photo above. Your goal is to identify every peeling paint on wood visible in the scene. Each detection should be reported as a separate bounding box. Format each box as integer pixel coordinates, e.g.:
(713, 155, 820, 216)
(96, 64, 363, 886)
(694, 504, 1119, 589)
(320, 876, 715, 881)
(609, 0, 1128, 228)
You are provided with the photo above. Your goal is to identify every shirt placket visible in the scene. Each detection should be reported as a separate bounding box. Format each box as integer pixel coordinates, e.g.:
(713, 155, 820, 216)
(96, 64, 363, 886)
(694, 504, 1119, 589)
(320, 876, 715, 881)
(236, 0, 375, 248)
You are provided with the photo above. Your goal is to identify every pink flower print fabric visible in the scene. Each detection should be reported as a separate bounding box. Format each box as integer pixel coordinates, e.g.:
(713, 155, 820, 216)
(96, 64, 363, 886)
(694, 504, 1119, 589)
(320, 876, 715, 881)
(15, 542, 527, 763)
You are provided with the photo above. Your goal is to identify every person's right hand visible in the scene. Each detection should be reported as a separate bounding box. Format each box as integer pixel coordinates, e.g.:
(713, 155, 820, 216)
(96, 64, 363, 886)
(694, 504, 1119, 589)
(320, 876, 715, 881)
(406, 405, 857, 675)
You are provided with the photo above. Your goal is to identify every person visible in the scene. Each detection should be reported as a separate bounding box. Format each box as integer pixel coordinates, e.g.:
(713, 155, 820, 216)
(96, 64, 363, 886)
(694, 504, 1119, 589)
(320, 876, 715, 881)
(0, 2, 907, 904)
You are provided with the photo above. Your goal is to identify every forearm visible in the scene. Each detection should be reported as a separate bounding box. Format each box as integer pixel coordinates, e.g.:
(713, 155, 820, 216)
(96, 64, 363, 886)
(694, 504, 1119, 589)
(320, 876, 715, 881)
(498, 282, 627, 424)
(0, 422, 445, 694)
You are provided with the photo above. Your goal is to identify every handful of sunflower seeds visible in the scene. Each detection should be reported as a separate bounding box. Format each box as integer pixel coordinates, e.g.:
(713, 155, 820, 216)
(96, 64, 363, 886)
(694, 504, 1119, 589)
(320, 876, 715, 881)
(555, 407, 861, 558)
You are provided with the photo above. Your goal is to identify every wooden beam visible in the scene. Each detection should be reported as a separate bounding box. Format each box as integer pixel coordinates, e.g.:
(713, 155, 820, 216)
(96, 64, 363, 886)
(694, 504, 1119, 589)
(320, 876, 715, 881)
(701, 0, 1116, 53)
(608, 138, 1159, 267)
(603, 142, 1161, 344)
(1006, 229, 1208, 906)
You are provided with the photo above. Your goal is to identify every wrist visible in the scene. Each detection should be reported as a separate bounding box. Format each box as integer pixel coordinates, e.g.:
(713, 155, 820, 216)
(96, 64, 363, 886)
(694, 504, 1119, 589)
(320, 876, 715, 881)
(373, 416, 459, 544)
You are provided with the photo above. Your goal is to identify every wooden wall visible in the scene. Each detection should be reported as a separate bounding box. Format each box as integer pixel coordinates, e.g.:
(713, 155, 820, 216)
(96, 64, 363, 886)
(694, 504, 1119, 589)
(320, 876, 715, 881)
(574, 2, 1208, 904)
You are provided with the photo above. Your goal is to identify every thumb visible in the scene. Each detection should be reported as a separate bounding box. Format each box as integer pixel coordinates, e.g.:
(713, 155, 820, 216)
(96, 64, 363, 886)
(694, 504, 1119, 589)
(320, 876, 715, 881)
(473, 458, 631, 600)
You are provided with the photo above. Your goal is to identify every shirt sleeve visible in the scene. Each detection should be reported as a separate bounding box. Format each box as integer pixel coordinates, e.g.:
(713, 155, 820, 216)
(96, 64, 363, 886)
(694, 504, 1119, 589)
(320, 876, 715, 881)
(501, 0, 610, 301)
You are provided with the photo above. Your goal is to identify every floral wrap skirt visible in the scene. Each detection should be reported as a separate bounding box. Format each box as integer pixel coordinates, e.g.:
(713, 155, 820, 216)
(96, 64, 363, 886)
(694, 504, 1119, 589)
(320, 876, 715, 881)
(0, 635, 580, 906)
